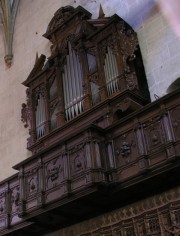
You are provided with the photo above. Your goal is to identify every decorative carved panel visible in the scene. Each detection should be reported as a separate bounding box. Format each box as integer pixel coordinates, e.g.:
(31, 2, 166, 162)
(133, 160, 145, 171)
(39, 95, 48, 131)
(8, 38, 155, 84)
(170, 106, 180, 141)
(11, 186, 20, 213)
(0, 90, 180, 235)
(70, 146, 85, 176)
(0, 193, 5, 216)
(45, 156, 64, 190)
(143, 118, 165, 152)
(114, 130, 138, 166)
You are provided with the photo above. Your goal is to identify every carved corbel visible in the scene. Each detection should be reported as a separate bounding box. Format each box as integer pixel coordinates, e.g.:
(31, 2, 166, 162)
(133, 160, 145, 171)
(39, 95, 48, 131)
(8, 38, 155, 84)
(114, 98, 142, 115)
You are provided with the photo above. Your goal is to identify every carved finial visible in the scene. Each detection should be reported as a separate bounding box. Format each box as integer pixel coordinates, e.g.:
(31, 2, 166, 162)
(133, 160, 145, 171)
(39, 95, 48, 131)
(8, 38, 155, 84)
(98, 4, 105, 19)
(35, 52, 39, 63)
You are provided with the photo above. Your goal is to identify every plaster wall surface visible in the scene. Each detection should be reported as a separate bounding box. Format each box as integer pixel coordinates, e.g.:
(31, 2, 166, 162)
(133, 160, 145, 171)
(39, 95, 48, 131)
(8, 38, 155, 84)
(0, 0, 179, 181)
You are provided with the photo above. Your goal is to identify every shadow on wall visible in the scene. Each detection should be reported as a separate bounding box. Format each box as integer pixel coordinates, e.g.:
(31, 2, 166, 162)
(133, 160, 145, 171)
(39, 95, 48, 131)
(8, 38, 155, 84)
(167, 77, 180, 93)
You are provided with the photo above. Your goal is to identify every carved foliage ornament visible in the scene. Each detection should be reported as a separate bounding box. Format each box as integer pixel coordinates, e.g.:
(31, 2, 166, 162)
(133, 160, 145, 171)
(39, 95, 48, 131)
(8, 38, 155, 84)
(21, 103, 32, 128)
(116, 141, 132, 159)
(120, 141, 131, 157)
(34, 84, 47, 99)
(115, 132, 137, 164)
(46, 6, 75, 33)
(118, 28, 138, 62)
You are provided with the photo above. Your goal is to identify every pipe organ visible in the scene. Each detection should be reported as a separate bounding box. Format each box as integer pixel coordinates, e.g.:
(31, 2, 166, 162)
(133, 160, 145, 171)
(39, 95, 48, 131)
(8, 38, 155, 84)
(22, 5, 150, 148)
(13, 5, 180, 236)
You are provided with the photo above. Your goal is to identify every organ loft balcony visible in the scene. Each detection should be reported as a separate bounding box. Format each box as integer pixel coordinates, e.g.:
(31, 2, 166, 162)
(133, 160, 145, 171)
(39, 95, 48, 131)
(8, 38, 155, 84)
(0, 87, 179, 235)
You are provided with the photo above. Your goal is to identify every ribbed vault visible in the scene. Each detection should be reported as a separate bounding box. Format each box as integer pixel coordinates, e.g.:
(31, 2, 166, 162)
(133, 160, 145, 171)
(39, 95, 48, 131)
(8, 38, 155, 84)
(0, 0, 19, 67)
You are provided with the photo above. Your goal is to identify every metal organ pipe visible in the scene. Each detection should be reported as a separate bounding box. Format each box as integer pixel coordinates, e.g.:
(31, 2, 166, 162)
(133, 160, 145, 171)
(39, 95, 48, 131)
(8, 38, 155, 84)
(35, 98, 38, 136)
(62, 73, 67, 119)
(108, 47, 114, 95)
(104, 63, 109, 95)
(67, 52, 73, 119)
(39, 96, 42, 136)
(35, 93, 46, 138)
(62, 42, 84, 121)
(108, 47, 116, 93)
(76, 48, 83, 114)
(72, 49, 79, 115)
(64, 64, 70, 120)
(70, 43, 79, 116)
(110, 48, 119, 91)
(104, 47, 120, 96)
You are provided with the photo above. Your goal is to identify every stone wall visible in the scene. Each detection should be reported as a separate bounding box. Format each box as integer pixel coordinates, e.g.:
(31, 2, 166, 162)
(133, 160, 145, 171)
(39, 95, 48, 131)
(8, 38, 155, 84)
(0, 0, 179, 180)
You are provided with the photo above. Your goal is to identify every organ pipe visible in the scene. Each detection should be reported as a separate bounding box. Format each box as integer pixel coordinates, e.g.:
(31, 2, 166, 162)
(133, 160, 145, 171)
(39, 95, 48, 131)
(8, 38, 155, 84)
(62, 42, 84, 121)
(35, 93, 46, 138)
(104, 47, 120, 96)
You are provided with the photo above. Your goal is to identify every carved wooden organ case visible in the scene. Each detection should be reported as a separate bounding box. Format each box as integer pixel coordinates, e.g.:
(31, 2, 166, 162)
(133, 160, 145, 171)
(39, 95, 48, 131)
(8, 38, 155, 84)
(22, 6, 149, 152)
(4, 6, 178, 230)
(21, 5, 150, 154)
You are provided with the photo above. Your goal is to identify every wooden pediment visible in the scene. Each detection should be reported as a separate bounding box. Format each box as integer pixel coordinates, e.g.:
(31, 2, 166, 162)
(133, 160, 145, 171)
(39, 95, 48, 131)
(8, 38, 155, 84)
(23, 54, 46, 87)
(43, 6, 92, 41)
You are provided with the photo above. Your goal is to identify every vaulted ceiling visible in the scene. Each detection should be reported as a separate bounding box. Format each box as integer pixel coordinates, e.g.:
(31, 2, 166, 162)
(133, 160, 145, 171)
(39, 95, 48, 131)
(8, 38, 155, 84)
(0, 0, 19, 67)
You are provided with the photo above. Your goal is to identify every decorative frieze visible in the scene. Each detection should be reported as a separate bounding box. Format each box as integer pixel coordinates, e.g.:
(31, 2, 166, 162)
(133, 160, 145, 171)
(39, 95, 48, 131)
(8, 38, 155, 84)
(52, 186, 180, 236)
